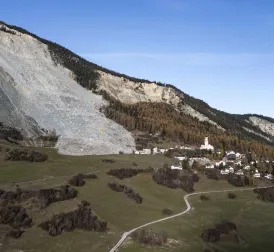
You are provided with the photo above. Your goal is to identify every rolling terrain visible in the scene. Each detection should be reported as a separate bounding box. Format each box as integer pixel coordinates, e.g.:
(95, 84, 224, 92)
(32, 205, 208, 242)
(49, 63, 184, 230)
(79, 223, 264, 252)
(0, 142, 274, 252)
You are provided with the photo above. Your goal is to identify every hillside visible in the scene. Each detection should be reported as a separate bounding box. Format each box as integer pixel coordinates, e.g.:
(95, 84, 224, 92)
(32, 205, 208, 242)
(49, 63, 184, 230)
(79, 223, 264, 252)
(0, 22, 135, 155)
(0, 144, 274, 252)
(0, 21, 274, 155)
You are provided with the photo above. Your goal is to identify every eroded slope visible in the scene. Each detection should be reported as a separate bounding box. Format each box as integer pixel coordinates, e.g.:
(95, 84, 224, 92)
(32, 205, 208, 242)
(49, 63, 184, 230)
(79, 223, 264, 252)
(0, 25, 135, 155)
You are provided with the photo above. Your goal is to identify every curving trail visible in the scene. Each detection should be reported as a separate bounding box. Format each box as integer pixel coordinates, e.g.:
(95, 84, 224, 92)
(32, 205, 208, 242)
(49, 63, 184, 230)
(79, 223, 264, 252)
(109, 187, 264, 252)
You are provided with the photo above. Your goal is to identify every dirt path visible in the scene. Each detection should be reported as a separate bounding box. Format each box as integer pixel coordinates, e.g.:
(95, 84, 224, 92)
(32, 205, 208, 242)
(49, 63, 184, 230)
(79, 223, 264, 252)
(109, 187, 264, 252)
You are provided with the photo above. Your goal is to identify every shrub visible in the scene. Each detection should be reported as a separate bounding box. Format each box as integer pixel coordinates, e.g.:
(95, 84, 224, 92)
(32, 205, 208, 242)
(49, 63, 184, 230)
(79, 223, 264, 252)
(81, 200, 90, 207)
(253, 187, 274, 202)
(132, 162, 138, 166)
(200, 195, 210, 201)
(201, 221, 237, 243)
(37, 185, 77, 208)
(227, 174, 247, 187)
(119, 151, 124, 155)
(39, 204, 107, 236)
(162, 208, 173, 215)
(6, 228, 24, 239)
(4, 149, 48, 162)
(131, 229, 168, 246)
(201, 229, 220, 243)
(0, 185, 77, 209)
(68, 173, 97, 187)
(152, 168, 194, 193)
(107, 168, 152, 179)
(108, 182, 125, 192)
(68, 174, 85, 187)
(107, 182, 143, 204)
(0, 206, 32, 228)
(228, 192, 237, 199)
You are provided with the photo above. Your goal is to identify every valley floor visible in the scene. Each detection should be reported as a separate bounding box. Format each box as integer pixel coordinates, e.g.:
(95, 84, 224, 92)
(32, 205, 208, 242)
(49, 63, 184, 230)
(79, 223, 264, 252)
(0, 143, 274, 252)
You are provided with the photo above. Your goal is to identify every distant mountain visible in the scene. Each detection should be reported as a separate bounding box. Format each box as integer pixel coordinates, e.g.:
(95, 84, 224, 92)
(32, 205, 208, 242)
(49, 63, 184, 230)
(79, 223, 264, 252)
(0, 21, 274, 157)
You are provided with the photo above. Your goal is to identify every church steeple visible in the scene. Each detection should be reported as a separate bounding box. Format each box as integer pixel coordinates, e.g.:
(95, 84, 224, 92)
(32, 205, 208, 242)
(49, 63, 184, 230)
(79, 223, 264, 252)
(205, 137, 209, 146)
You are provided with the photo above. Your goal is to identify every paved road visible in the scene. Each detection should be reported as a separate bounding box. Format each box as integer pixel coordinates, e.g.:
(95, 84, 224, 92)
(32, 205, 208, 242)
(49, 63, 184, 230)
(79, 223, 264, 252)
(109, 186, 265, 252)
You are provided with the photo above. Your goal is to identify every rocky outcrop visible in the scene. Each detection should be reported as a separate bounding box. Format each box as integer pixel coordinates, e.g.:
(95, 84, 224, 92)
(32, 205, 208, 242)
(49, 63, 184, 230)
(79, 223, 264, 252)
(249, 116, 274, 138)
(96, 70, 181, 106)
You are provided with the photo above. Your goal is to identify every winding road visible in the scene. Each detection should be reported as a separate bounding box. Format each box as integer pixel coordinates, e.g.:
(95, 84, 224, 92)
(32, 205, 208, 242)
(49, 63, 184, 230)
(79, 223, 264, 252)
(109, 187, 263, 252)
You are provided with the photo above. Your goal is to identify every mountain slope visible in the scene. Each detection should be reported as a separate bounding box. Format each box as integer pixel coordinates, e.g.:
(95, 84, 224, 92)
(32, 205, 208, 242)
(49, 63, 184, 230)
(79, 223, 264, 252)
(0, 21, 274, 156)
(0, 23, 135, 155)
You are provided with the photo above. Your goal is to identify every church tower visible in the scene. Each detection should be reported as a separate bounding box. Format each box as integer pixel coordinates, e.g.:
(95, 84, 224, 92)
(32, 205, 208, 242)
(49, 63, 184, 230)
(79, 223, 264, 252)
(205, 137, 209, 146)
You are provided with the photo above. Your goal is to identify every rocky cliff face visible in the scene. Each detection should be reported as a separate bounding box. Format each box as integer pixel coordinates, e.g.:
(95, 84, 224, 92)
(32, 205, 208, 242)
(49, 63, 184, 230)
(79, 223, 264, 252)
(0, 24, 135, 155)
(248, 116, 274, 138)
(97, 70, 181, 105)
(96, 70, 224, 128)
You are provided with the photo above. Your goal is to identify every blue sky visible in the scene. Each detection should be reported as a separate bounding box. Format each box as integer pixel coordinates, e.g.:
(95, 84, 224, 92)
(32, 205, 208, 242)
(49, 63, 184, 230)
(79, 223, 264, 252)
(2, 0, 274, 117)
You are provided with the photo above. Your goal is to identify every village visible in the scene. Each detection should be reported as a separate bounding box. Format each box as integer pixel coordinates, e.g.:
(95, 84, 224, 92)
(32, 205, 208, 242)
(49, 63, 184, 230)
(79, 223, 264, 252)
(134, 137, 274, 181)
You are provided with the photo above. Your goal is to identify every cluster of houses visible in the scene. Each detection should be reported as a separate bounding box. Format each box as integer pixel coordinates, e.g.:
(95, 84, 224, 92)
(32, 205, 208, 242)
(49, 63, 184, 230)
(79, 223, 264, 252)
(134, 136, 215, 155)
(133, 136, 274, 181)
(168, 137, 274, 181)
(206, 150, 274, 180)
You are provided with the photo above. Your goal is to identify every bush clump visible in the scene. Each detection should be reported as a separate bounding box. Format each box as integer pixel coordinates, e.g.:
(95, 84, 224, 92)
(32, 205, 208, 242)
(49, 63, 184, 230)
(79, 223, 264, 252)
(39, 204, 107, 236)
(162, 208, 173, 215)
(0, 185, 77, 208)
(201, 221, 237, 243)
(68, 174, 85, 187)
(0, 206, 32, 228)
(152, 168, 194, 193)
(131, 229, 168, 246)
(253, 187, 274, 202)
(227, 174, 248, 187)
(4, 149, 48, 162)
(107, 168, 152, 179)
(228, 192, 237, 199)
(6, 228, 24, 239)
(108, 182, 143, 204)
(37, 185, 77, 208)
(200, 195, 210, 201)
(108, 182, 124, 192)
(68, 173, 97, 187)
(201, 229, 220, 243)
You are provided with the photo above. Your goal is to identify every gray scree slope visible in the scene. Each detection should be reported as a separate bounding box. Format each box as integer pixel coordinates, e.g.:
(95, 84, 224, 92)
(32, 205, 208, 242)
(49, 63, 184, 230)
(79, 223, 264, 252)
(0, 26, 135, 155)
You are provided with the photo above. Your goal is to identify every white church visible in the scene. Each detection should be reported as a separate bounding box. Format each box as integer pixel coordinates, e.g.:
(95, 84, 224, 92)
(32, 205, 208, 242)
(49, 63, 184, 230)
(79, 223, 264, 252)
(200, 137, 214, 151)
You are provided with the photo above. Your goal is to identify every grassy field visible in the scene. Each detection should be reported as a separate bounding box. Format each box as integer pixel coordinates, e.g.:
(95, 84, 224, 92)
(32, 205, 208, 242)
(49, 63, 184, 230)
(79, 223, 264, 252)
(0, 143, 274, 252)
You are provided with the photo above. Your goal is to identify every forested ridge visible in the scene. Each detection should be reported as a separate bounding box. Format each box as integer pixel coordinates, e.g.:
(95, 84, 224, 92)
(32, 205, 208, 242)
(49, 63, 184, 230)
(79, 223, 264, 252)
(102, 92, 274, 159)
